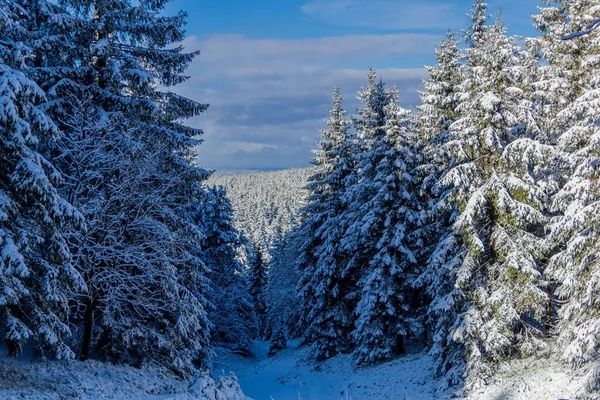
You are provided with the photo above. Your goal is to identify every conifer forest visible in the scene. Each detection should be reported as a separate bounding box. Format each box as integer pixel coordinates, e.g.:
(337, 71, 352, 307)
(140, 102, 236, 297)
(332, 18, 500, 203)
(1, 0, 600, 398)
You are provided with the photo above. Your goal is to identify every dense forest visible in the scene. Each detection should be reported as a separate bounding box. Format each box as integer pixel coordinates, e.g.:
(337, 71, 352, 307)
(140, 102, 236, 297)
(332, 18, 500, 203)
(1, 0, 599, 397)
(232, 0, 600, 393)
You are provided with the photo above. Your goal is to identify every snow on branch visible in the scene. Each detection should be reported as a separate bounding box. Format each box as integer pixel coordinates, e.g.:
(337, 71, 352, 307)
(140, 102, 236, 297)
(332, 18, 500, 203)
(562, 17, 600, 40)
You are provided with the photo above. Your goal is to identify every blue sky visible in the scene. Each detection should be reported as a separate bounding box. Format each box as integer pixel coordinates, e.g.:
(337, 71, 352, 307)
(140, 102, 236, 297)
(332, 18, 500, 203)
(166, 0, 542, 170)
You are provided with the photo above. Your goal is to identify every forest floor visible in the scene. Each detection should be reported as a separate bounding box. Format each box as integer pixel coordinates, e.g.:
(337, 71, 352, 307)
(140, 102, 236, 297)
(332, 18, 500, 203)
(0, 341, 594, 399)
(0, 346, 247, 399)
(214, 340, 595, 400)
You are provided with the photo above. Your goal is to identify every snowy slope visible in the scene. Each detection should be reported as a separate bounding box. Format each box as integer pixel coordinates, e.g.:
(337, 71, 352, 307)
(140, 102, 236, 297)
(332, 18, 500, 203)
(214, 340, 596, 400)
(0, 347, 248, 400)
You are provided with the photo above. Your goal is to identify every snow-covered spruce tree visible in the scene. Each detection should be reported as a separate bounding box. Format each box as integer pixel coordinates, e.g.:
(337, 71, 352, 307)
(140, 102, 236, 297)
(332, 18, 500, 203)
(264, 228, 304, 350)
(39, 0, 213, 374)
(463, 0, 488, 48)
(340, 68, 394, 298)
(199, 186, 257, 353)
(417, 15, 549, 388)
(0, 0, 85, 359)
(528, 1, 584, 142)
(415, 32, 465, 312)
(538, 1, 600, 390)
(296, 87, 356, 360)
(350, 93, 423, 365)
(418, 31, 463, 146)
(249, 244, 268, 337)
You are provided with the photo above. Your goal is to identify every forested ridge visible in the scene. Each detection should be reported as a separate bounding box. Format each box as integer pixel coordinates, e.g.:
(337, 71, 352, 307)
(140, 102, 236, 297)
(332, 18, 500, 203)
(1, 0, 600, 397)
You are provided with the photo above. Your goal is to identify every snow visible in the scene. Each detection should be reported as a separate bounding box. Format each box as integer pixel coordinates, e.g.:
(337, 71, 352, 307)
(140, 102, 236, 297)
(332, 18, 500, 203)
(212, 340, 597, 400)
(0, 346, 248, 400)
(214, 340, 439, 400)
(469, 356, 593, 400)
(0, 341, 594, 400)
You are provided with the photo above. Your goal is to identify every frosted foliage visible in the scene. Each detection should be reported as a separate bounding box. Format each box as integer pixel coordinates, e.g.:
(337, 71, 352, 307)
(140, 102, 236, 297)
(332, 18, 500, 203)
(350, 99, 422, 365)
(210, 168, 311, 343)
(209, 168, 312, 258)
(265, 230, 303, 344)
(541, 0, 600, 386)
(464, 1, 488, 47)
(199, 186, 257, 352)
(189, 371, 249, 400)
(296, 87, 356, 361)
(416, 15, 549, 389)
(38, 0, 213, 375)
(53, 98, 211, 375)
(0, 0, 84, 360)
(418, 31, 463, 145)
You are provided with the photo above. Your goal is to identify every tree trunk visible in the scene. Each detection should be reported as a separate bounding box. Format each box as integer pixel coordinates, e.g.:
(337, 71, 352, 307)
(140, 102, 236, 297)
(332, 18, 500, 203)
(395, 334, 405, 355)
(80, 298, 96, 361)
(546, 284, 554, 337)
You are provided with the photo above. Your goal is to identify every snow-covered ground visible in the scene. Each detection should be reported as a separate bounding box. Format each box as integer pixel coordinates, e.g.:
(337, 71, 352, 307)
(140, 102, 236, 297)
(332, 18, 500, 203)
(214, 340, 596, 400)
(470, 356, 595, 400)
(213, 340, 438, 400)
(1, 342, 595, 399)
(0, 347, 248, 399)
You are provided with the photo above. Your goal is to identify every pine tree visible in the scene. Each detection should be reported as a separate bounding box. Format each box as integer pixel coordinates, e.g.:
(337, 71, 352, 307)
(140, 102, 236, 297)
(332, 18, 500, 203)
(200, 186, 257, 353)
(351, 95, 423, 365)
(268, 324, 287, 357)
(537, 1, 600, 390)
(529, 0, 581, 141)
(38, 0, 213, 374)
(415, 32, 465, 312)
(341, 68, 394, 302)
(265, 228, 304, 350)
(297, 87, 356, 360)
(0, 0, 85, 360)
(418, 31, 463, 146)
(418, 15, 549, 388)
(249, 245, 268, 337)
(463, 0, 488, 48)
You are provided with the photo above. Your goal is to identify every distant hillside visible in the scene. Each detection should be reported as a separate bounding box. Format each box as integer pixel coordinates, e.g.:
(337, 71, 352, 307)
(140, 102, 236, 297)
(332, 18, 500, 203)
(208, 167, 313, 257)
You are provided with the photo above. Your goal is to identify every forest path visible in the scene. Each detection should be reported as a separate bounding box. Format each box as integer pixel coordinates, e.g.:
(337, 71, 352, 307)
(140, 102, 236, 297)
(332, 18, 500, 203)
(212, 340, 439, 400)
(213, 340, 593, 400)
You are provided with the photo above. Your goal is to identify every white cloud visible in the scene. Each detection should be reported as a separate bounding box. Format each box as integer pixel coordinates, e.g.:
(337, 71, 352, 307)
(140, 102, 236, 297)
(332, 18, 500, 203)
(301, 0, 462, 30)
(175, 34, 432, 170)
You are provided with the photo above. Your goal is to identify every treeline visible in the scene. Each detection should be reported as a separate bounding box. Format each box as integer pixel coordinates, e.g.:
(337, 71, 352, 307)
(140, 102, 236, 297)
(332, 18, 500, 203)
(209, 168, 312, 257)
(0, 0, 256, 376)
(291, 0, 600, 392)
(209, 169, 312, 350)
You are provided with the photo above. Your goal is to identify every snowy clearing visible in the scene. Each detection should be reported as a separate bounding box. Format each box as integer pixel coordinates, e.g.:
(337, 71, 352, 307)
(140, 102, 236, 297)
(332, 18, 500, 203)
(214, 340, 596, 400)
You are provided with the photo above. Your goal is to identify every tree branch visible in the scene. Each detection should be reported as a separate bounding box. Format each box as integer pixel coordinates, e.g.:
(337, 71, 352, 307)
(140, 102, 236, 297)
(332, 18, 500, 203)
(562, 18, 600, 40)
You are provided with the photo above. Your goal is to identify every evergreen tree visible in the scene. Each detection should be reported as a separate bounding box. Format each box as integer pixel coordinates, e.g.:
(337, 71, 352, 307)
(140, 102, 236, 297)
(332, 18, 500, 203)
(418, 15, 549, 388)
(418, 31, 463, 146)
(341, 68, 394, 305)
(265, 228, 304, 350)
(529, 0, 581, 141)
(537, 1, 600, 390)
(415, 32, 465, 313)
(351, 96, 423, 365)
(0, 0, 85, 359)
(249, 245, 268, 336)
(268, 324, 287, 357)
(40, 0, 213, 374)
(200, 186, 257, 353)
(297, 87, 356, 360)
(463, 0, 488, 48)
